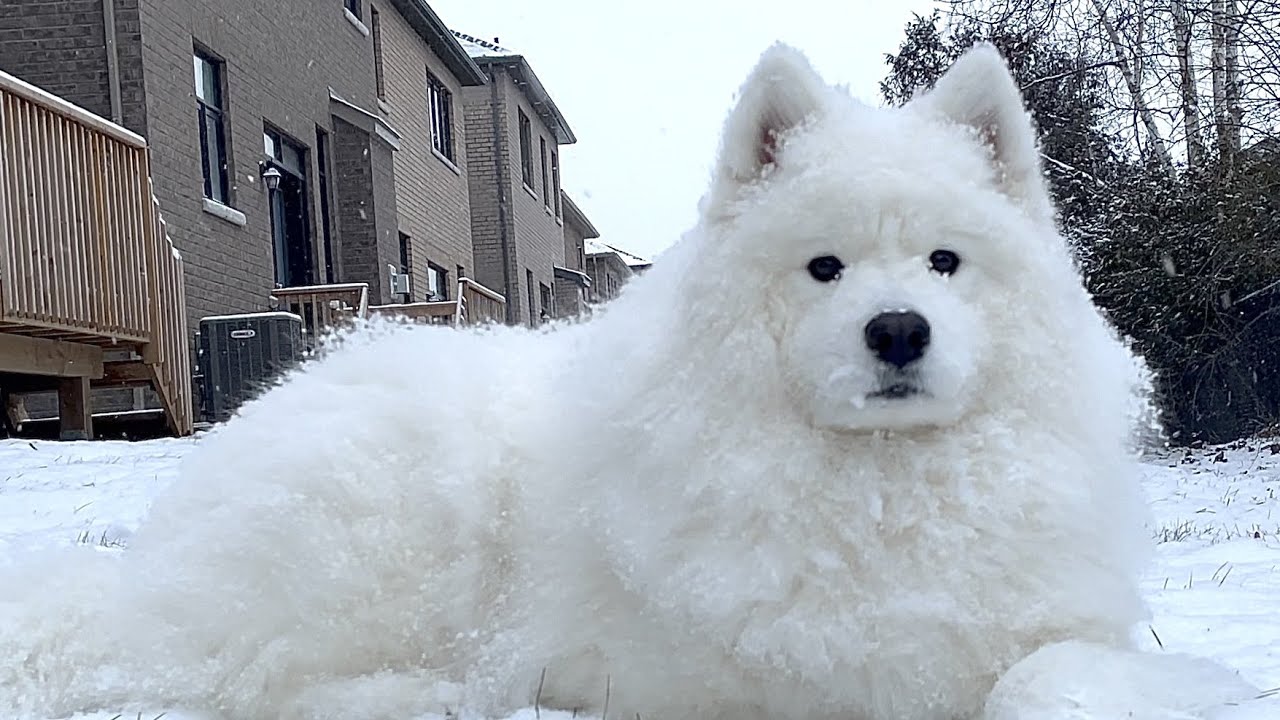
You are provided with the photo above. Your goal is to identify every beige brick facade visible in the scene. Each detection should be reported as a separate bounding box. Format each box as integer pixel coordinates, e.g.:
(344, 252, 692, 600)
(556, 191, 597, 318)
(456, 36, 577, 327)
(377, 3, 480, 301)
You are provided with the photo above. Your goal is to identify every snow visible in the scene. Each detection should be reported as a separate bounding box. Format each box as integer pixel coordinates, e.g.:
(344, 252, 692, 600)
(1, 437, 1278, 718)
(452, 31, 517, 59)
(585, 238, 651, 267)
(196, 310, 301, 322)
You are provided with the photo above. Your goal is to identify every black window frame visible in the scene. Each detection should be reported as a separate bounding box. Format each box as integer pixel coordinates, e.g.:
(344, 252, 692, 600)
(539, 282, 552, 320)
(344, 0, 362, 20)
(539, 137, 549, 208)
(518, 109, 535, 189)
(371, 6, 386, 100)
(194, 48, 230, 205)
(427, 71, 454, 162)
(427, 262, 450, 301)
(551, 149, 561, 217)
(316, 126, 336, 283)
(525, 268, 536, 326)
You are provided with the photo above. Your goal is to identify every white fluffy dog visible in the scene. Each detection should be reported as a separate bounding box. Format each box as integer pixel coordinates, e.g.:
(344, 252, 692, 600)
(0, 43, 1260, 720)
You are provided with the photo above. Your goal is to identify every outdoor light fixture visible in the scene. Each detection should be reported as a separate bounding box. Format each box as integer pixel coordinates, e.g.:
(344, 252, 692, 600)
(261, 165, 282, 192)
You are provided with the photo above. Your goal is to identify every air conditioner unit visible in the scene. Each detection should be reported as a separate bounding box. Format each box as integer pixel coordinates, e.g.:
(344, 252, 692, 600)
(196, 312, 304, 424)
(388, 264, 411, 296)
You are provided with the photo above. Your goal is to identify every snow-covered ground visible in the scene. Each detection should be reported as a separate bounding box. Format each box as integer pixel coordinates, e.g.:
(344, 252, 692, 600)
(1, 436, 1278, 719)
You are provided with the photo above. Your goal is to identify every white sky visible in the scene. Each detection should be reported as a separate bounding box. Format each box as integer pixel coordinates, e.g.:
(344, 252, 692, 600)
(431, 0, 940, 261)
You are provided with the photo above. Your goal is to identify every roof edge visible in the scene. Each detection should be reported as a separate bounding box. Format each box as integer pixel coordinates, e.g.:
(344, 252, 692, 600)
(474, 56, 575, 144)
(453, 31, 575, 144)
(389, 0, 487, 86)
(560, 191, 600, 238)
(328, 87, 403, 150)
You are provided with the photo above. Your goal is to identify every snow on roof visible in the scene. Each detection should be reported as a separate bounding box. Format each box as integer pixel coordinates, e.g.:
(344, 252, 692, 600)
(450, 30, 577, 145)
(451, 32, 517, 59)
(586, 239, 651, 268)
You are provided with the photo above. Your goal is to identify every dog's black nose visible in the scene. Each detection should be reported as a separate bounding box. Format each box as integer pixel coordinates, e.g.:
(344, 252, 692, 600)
(864, 311, 931, 369)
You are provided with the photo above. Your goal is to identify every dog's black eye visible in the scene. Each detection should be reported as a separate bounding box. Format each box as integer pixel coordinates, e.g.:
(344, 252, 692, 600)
(807, 255, 844, 282)
(929, 250, 961, 275)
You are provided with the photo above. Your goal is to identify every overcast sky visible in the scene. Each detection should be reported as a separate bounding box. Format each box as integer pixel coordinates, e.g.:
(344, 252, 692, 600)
(431, 0, 940, 261)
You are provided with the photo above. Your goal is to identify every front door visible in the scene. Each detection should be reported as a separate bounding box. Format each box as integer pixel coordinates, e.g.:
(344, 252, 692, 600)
(264, 128, 313, 288)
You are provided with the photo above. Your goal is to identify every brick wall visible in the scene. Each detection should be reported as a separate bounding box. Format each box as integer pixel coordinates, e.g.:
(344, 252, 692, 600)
(334, 117, 389, 302)
(562, 215, 587, 272)
(585, 253, 634, 304)
(554, 279, 585, 319)
(377, 3, 475, 300)
(134, 0, 386, 337)
(462, 63, 572, 326)
(504, 74, 568, 327)
(113, 0, 147, 133)
(462, 70, 514, 320)
(0, 0, 114, 121)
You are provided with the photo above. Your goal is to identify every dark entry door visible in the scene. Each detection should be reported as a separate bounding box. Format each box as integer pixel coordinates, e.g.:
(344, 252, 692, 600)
(264, 128, 313, 288)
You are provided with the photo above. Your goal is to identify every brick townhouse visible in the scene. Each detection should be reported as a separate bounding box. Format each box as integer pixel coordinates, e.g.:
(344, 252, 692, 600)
(585, 239, 651, 305)
(556, 190, 597, 318)
(373, 0, 486, 303)
(0, 0, 486, 332)
(454, 32, 577, 327)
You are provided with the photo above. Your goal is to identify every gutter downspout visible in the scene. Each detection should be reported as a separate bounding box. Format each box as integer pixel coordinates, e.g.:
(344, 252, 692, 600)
(489, 65, 516, 325)
(102, 0, 123, 123)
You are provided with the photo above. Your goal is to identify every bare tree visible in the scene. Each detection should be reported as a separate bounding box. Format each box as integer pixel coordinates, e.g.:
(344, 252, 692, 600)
(1091, 0, 1175, 167)
(945, 0, 1280, 167)
(1172, 0, 1207, 169)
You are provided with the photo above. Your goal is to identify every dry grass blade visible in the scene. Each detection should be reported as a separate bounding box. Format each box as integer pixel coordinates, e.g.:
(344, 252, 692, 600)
(1149, 625, 1165, 650)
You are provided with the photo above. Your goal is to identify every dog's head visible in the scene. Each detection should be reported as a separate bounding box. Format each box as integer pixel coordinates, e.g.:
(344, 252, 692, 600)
(688, 43, 1144, 435)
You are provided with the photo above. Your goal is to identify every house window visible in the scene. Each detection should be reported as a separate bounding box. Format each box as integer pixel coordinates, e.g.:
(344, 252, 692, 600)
(317, 127, 336, 283)
(539, 137, 549, 208)
(427, 71, 454, 161)
(525, 268, 536, 326)
(551, 150, 561, 217)
(539, 282, 552, 320)
(371, 7, 385, 100)
(427, 263, 449, 301)
(396, 233, 412, 299)
(194, 49, 229, 204)
(344, 0, 361, 20)
(518, 109, 535, 189)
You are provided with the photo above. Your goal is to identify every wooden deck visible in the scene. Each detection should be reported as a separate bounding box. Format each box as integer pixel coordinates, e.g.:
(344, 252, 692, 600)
(0, 69, 193, 438)
(271, 277, 506, 349)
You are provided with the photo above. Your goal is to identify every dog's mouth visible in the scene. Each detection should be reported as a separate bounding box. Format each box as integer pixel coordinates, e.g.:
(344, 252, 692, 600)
(867, 372, 928, 401)
(867, 383, 921, 400)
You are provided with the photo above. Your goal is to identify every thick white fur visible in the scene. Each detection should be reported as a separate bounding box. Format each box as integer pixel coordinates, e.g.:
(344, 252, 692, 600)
(0, 43, 1249, 720)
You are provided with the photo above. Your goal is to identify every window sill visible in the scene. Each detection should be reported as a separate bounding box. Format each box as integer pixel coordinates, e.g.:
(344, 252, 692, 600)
(544, 205, 553, 217)
(432, 147, 461, 176)
(344, 8, 370, 36)
(202, 198, 247, 227)
(522, 183, 537, 200)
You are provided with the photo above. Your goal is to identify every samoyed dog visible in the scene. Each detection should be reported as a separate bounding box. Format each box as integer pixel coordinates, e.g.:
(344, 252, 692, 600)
(0, 43, 1263, 720)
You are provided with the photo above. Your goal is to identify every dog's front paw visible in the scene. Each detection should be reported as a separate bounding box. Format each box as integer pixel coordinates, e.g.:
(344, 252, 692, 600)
(982, 640, 1258, 720)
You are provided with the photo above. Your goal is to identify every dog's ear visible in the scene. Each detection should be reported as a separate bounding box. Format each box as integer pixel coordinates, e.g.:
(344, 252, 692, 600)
(705, 43, 827, 216)
(913, 43, 1055, 224)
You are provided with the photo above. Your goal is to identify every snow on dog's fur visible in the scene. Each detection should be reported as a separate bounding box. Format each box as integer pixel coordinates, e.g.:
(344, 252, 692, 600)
(0, 43, 1249, 720)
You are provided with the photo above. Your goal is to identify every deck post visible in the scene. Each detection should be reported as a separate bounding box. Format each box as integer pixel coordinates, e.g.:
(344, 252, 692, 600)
(57, 377, 93, 441)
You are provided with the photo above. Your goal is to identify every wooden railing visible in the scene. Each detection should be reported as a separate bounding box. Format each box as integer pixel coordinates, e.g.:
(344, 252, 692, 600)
(272, 278, 506, 347)
(460, 277, 506, 325)
(270, 283, 369, 347)
(368, 300, 459, 325)
(0, 69, 193, 436)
